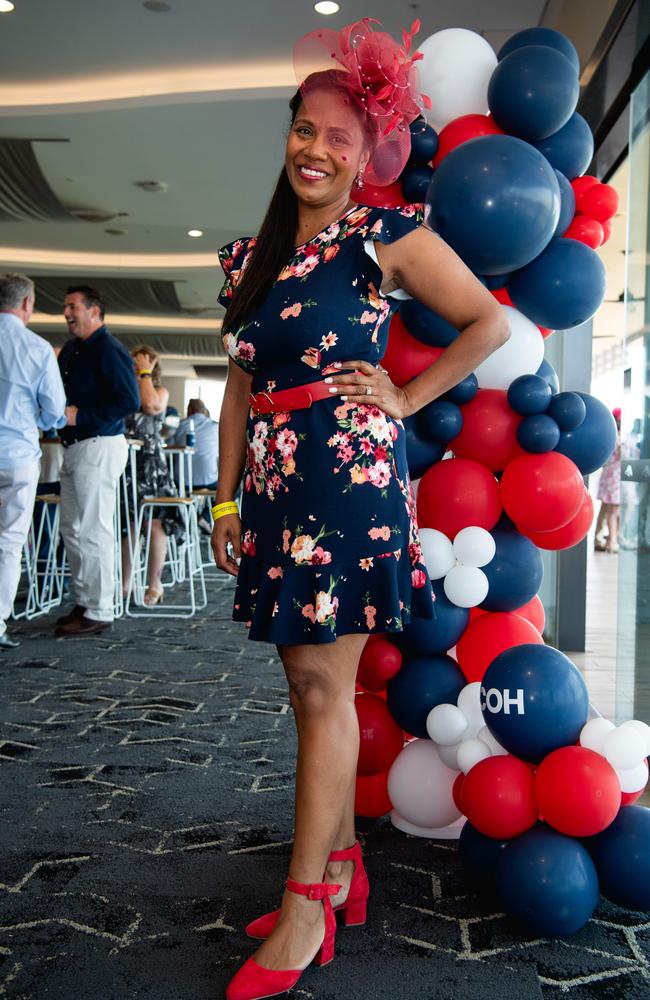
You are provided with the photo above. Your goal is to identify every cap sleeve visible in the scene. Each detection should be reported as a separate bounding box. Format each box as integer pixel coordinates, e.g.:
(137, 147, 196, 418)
(363, 205, 424, 301)
(217, 236, 256, 308)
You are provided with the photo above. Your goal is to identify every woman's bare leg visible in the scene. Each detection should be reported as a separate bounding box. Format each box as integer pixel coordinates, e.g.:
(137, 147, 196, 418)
(146, 518, 167, 591)
(252, 632, 366, 971)
(606, 504, 620, 552)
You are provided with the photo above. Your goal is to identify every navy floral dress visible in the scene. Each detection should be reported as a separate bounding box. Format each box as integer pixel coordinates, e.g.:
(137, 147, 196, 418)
(218, 204, 435, 645)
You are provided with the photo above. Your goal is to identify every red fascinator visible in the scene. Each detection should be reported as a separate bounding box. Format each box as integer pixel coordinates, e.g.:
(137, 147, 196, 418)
(294, 17, 431, 186)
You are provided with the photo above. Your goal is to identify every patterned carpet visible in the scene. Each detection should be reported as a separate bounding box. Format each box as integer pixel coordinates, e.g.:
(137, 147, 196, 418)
(1, 578, 649, 1000)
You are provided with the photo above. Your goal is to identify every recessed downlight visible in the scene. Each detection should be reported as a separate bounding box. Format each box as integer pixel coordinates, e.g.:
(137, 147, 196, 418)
(187, 229, 203, 238)
(0, 1, 16, 13)
(314, 1, 339, 14)
(143, 1, 171, 11)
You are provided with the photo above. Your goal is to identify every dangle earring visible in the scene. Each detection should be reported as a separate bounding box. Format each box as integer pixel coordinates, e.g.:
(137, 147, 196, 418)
(356, 168, 365, 190)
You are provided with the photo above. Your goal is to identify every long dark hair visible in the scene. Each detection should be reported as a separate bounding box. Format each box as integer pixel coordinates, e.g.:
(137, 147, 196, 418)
(223, 73, 372, 336)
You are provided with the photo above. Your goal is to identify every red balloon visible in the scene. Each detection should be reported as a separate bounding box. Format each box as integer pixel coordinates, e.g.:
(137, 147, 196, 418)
(417, 458, 502, 539)
(539, 326, 554, 339)
(355, 769, 393, 817)
(570, 174, 599, 201)
(452, 772, 465, 812)
(352, 179, 406, 208)
(452, 389, 525, 472)
(432, 114, 504, 167)
(357, 639, 403, 692)
(535, 746, 621, 836)
(355, 693, 404, 776)
(564, 214, 604, 249)
(600, 218, 613, 244)
(490, 287, 513, 307)
(523, 490, 594, 550)
(460, 755, 538, 839)
(512, 594, 545, 634)
(578, 182, 619, 222)
(382, 313, 444, 387)
(456, 611, 543, 683)
(500, 452, 585, 533)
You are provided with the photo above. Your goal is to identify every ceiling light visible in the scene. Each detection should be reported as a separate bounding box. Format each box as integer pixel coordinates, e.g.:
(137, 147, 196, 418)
(314, 1, 339, 13)
(187, 229, 203, 238)
(0, 1, 16, 13)
(143, 1, 171, 11)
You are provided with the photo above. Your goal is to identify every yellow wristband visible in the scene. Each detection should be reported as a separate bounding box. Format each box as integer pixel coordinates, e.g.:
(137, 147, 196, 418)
(137, 368, 153, 375)
(212, 503, 238, 521)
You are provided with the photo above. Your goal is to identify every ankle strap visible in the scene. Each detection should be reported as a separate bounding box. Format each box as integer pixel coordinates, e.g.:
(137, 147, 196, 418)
(329, 840, 361, 863)
(286, 877, 342, 900)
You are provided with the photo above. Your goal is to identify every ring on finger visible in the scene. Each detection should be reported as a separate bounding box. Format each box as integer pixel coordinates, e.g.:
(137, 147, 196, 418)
(365, 385, 373, 396)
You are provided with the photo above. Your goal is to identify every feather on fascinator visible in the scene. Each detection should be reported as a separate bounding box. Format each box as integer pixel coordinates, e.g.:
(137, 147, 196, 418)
(293, 17, 431, 186)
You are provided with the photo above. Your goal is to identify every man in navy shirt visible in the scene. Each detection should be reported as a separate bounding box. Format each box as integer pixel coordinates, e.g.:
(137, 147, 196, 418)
(56, 286, 139, 636)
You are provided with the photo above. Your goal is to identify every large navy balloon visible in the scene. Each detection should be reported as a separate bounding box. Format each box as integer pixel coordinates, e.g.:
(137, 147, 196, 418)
(459, 821, 510, 889)
(394, 579, 469, 656)
(387, 653, 466, 739)
(554, 392, 617, 474)
(552, 169, 576, 239)
(497, 828, 599, 935)
(587, 805, 650, 911)
(403, 416, 445, 479)
(508, 238, 607, 329)
(480, 528, 543, 612)
(533, 113, 594, 181)
(426, 135, 560, 275)
(402, 164, 434, 203)
(399, 299, 459, 348)
(482, 645, 589, 762)
(488, 46, 579, 142)
(497, 27, 580, 73)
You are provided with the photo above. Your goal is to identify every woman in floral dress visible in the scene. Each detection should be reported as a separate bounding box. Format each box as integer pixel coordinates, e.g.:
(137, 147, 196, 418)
(213, 20, 509, 1000)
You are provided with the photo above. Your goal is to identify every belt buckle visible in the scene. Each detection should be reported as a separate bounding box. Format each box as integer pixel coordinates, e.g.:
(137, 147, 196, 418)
(249, 390, 274, 414)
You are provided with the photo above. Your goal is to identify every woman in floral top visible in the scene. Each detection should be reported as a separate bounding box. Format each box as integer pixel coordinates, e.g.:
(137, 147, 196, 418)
(214, 22, 508, 1000)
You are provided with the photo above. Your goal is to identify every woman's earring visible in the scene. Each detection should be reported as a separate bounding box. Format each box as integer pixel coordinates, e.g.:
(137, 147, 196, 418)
(356, 169, 365, 190)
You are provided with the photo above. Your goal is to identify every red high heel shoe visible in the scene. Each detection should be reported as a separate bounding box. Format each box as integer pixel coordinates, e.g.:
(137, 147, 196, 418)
(245, 840, 369, 940)
(225, 877, 341, 1000)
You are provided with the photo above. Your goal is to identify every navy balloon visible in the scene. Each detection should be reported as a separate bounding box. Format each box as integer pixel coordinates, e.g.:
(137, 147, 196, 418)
(552, 169, 576, 238)
(459, 821, 510, 889)
(426, 135, 560, 275)
(403, 416, 445, 479)
(533, 112, 594, 181)
(401, 164, 434, 203)
(517, 414, 561, 453)
(555, 392, 617, 474)
(482, 645, 589, 762)
(418, 400, 463, 443)
(509, 238, 607, 329)
(480, 528, 543, 612)
(587, 805, 650, 912)
(536, 359, 559, 395)
(488, 46, 579, 142)
(547, 391, 586, 431)
(497, 828, 599, 935)
(394, 579, 469, 656)
(498, 27, 580, 73)
(483, 273, 511, 290)
(409, 119, 439, 164)
(507, 373, 553, 415)
(399, 299, 459, 348)
(443, 374, 479, 405)
(387, 653, 466, 739)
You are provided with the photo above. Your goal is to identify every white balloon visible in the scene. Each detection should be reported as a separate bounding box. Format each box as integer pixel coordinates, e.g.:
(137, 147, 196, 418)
(474, 306, 545, 390)
(438, 742, 462, 770)
(615, 759, 649, 794)
(387, 739, 461, 829)
(453, 527, 496, 568)
(457, 682, 485, 734)
(457, 737, 492, 775)
(443, 565, 489, 608)
(426, 703, 468, 745)
(604, 727, 648, 770)
(477, 725, 508, 755)
(419, 527, 456, 580)
(417, 29, 497, 132)
(619, 719, 650, 756)
(580, 717, 616, 753)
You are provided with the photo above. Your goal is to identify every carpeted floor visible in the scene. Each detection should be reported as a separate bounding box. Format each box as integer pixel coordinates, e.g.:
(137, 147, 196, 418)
(1, 579, 649, 999)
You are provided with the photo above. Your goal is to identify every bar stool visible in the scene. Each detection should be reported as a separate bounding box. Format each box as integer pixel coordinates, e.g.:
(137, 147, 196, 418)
(191, 488, 221, 579)
(125, 495, 206, 618)
(33, 493, 65, 614)
(163, 445, 194, 497)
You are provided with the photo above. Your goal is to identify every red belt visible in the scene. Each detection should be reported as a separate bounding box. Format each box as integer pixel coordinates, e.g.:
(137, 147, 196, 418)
(249, 379, 341, 415)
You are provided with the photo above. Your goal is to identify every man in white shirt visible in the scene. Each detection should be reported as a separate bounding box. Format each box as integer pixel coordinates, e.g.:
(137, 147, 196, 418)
(0, 274, 67, 648)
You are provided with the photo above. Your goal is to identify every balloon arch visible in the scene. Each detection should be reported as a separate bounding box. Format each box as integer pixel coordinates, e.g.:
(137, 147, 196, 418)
(352, 26, 650, 935)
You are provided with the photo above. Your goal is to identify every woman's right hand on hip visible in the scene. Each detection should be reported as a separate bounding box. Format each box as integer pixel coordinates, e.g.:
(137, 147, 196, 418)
(211, 514, 242, 576)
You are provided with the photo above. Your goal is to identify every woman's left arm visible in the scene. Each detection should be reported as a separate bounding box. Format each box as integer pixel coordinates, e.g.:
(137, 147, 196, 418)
(332, 227, 511, 419)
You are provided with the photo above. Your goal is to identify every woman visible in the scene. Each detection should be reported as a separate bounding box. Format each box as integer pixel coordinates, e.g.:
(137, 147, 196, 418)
(121, 345, 184, 605)
(212, 20, 509, 1000)
(594, 407, 622, 553)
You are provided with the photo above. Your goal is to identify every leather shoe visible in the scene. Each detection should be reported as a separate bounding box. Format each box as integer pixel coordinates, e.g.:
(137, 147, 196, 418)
(55, 616, 112, 638)
(56, 604, 86, 627)
(0, 634, 20, 649)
